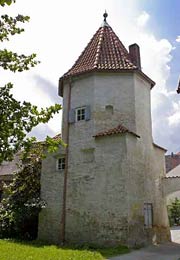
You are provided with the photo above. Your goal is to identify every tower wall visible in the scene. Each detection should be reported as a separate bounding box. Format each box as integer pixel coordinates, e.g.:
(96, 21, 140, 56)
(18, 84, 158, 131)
(134, 74, 152, 142)
(38, 150, 65, 244)
(125, 135, 170, 246)
(38, 72, 170, 246)
(93, 73, 136, 133)
(66, 135, 129, 245)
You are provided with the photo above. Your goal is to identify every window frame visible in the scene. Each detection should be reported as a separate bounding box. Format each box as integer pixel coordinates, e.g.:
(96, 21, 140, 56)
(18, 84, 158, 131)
(56, 157, 66, 171)
(75, 106, 86, 122)
(144, 203, 153, 228)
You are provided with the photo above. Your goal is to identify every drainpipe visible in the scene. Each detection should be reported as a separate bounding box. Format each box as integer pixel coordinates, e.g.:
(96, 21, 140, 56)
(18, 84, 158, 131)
(61, 79, 72, 244)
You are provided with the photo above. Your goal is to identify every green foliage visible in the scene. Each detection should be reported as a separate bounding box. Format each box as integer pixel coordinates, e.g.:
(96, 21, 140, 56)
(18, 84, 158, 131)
(0, 159, 43, 239)
(0, 1, 63, 238)
(0, 83, 62, 164)
(45, 135, 66, 153)
(0, 14, 30, 42)
(167, 198, 180, 226)
(0, 0, 15, 6)
(0, 2, 62, 164)
(0, 136, 64, 239)
(0, 49, 39, 72)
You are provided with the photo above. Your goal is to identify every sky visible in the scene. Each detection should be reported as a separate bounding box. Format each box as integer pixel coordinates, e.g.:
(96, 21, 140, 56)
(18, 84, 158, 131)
(1, 0, 180, 154)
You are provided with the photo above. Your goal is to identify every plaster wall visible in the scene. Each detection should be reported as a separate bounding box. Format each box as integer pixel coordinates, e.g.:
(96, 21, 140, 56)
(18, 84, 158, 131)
(125, 135, 170, 245)
(93, 73, 136, 133)
(38, 71, 170, 246)
(66, 135, 129, 245)
(134, 74, 152, 142)
(163, 177, 180, 197)
(38, 149, 65, 244)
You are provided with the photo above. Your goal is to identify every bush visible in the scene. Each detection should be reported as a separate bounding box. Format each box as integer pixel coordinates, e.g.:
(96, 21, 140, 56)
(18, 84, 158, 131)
(0, 160, 45, 239)
(167, 198, 180, 226)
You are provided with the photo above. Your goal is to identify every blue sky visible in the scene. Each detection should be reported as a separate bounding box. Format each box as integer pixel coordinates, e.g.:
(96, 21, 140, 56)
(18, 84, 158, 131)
(1, 0, 180, 154)
(142, 0, 180, 90)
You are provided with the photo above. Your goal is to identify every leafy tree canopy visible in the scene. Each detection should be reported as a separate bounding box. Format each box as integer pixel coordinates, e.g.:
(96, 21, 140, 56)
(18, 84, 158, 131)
(0, 157, 43, 239)
(0, 0, 15, 6)
(168, 198, 180, 226)
(0, 1, 62, 164)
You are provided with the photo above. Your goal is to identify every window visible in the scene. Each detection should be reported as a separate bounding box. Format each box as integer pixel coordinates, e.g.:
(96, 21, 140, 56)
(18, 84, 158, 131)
(57, 158, 66, 170)
(76, 107, 86, 121)
(105, 105, 114, 115)
(144, 203, 153, 228)
(69, 105, 91, 123)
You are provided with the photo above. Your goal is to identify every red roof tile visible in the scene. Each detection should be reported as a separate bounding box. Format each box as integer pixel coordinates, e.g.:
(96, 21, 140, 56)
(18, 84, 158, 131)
(60, 22, 137, 80)
(52, 133, 61, 141)
(93, 124, 140, 138)
(58, 14, 155, 96)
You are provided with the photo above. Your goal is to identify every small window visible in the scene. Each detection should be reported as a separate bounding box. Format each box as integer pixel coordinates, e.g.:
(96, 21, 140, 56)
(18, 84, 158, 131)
(105, 105, 114, 115)
(69, 106, 91, 123)
(57, 158, 66, 170)
(76, 107, 86, 121)
(144, 203, 153, 228)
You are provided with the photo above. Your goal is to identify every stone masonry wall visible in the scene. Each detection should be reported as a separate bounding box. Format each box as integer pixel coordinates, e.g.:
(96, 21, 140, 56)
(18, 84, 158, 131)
(65, 135, 129, 246)
(38, 149, 65, 244)
(38, 72, 170, 246)
(125, 135, 170, 246)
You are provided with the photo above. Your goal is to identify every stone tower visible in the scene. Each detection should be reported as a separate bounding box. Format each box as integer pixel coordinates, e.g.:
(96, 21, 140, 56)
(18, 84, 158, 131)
(38, 13, 171, 246)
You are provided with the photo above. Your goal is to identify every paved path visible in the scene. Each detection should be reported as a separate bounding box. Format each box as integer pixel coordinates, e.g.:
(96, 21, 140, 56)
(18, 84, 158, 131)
(109, 227, 180, 260)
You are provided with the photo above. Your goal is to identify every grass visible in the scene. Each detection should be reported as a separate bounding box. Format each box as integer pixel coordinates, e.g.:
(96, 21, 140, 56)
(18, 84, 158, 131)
(0, 239, 130, 260)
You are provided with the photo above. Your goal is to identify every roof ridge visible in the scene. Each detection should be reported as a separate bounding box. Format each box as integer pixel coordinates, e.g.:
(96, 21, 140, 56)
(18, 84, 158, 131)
(94, 26, 105, 68)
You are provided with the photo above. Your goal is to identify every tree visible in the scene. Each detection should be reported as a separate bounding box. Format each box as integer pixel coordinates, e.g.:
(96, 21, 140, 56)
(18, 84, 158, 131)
(0, 154, 43, 239)
(0, 134, 64, 239)
(0, 1, 62, 164)
(167, 198, 180, 226)
(0, 0, 15, 6)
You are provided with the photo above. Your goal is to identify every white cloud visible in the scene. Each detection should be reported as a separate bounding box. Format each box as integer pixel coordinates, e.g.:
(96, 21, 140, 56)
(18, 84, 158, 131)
(136, 11, 150, 27)
(1, 0, 179, 152)
(176, 36, 180, 42)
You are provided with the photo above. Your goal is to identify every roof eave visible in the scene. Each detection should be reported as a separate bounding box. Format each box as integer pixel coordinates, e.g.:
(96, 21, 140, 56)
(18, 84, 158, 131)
(136, 70, 156, 89)
(93, 131, 140, 139)
(59, 68, 137, 87)
(153, 142, 167, 152)
(59, 68, 155, 95)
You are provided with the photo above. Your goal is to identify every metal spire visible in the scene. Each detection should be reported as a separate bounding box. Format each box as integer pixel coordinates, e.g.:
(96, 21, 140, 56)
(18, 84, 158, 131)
(102, 10, 109, 27)
(103, 10, 108, 22)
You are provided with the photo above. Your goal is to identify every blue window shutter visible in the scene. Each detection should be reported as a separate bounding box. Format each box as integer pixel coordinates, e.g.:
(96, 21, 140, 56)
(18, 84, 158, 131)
(69, 109, 75, 123)
(85, 105, 91, 121)
(58, 82, 63, 97)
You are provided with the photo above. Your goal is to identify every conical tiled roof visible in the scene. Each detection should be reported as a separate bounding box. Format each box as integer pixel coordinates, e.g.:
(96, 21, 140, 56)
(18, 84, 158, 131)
(62, 23, 137, 79)
(59, 13, 155, 95)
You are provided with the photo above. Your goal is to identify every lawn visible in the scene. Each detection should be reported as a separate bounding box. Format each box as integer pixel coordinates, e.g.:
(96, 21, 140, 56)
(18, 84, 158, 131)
(0, 239, 130, 260)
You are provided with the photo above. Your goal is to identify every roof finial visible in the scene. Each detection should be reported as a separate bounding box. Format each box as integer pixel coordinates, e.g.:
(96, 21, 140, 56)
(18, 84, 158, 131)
(103, 10, 108, 22)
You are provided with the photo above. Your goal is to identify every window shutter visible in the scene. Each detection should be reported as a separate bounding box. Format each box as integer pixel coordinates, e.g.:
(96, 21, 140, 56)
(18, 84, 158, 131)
(144, 203, 153, 228)
(69, 109, 75, 123)
(58, 83, 63, 97)
(85, 105, 91, 121)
